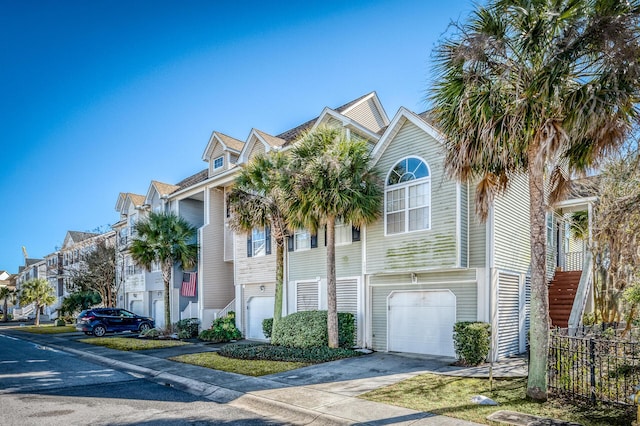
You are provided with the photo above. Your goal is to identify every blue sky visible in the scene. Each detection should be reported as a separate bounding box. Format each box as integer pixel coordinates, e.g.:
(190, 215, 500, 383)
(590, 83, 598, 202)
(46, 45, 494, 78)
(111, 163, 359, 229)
(0, 0, 475, 272)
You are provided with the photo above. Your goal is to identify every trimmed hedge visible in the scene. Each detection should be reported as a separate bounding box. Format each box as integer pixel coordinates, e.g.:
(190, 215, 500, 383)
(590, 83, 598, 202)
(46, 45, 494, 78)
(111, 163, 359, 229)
(262, 318, 273, 339)
(453, 321, 491, 366)
(219, 343, 362, 363)
(271, 310, 355, 348)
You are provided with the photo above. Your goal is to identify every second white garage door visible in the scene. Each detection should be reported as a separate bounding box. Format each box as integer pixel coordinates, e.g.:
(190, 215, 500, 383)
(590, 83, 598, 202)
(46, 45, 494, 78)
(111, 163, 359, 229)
(387, 290, 456, 357)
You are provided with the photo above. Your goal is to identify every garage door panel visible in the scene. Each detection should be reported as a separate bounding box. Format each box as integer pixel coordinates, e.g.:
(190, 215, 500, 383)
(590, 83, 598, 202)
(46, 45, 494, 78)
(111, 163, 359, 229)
(247, 296, 274, 340)
(388, 290, 456, 357)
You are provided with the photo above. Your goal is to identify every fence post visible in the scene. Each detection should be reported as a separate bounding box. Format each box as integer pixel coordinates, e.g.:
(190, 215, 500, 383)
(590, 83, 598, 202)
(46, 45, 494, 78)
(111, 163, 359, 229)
(589, 338, 596, 404)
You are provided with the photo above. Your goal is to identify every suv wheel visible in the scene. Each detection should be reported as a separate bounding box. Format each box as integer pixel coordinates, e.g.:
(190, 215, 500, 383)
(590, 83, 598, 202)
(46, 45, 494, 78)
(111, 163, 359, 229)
(93, 324, 107, 337)
(139, 323, 151, 333)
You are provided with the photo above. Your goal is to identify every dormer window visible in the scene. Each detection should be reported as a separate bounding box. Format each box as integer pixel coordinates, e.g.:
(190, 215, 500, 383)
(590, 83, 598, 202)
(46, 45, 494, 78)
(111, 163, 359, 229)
(385, 157, 431, 235)
(213, 156, 224, 170)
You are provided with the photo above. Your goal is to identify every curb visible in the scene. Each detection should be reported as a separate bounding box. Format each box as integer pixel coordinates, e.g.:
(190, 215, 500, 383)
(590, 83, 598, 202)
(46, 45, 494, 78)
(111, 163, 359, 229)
(9, 332, 359, 425)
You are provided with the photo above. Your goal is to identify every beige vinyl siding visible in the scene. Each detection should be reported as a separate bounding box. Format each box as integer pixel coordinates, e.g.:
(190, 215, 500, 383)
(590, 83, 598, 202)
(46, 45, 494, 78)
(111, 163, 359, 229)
(201, 188, 235, 309)
(326, 117, 343, 128)
(241, 282, 275, 336)
(209, 143, 226, 176)
(342, 98, 386, 133)
(467, 183, 487, 267)
(235, 229, 276, 286)
(288, 231, 362, 282)
(493, 175, 531, 274)
(367, 120, 458, 273)
(370, 270, 477, 351)
(248, 139, 266, 160)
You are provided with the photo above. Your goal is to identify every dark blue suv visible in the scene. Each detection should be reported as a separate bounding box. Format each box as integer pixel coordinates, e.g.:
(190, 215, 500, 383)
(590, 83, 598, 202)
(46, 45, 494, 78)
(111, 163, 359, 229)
(76, 308, 154, 337)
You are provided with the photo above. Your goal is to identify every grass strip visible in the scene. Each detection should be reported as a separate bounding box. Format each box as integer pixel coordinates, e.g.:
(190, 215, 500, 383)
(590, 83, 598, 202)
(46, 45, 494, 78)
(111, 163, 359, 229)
(81, 337, 189, 351)
(170, 352, 310, 376)
(360, 373, 633, 426)
(19, 325, 77, 334)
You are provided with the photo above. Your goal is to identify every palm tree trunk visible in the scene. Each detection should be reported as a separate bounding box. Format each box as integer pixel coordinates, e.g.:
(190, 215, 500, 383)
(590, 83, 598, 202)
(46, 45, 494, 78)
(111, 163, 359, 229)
(526, 153, 549, 401)
(35, 303, 41, 327)
(163, 261, 172, 330)
(326, 217, 338, 348)
(3, 299, 7, 322)
(273, 239, 284, 331)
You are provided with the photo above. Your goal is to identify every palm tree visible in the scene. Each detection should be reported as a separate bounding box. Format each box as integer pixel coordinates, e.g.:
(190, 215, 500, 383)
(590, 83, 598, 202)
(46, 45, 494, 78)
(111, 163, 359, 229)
(130, 212, 198, 329)
(227, 150, 291, 334)
(0, 286, 16, 322)
(430, 0, 640, 400)
(20, 278, 56, 326)
(287, 126, 382, 348)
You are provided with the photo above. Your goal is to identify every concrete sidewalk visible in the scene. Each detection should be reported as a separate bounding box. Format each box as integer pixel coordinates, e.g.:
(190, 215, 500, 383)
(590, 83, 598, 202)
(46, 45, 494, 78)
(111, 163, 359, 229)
(1, 328, 526, 425)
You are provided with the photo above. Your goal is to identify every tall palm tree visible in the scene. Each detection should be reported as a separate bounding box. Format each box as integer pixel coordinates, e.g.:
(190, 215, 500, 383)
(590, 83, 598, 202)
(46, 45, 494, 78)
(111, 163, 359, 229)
(287, 126, 382, 348)
(430, 0, 640, 400)
(227, 151, 291, 334)
(20, 278, 56, 326)
(0, 286, 16, 322)
(130, 212, 198, 329)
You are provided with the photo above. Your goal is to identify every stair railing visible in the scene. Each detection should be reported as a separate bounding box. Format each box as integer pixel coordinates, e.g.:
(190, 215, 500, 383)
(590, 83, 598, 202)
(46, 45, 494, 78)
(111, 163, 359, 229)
(567, 251, 593, 336)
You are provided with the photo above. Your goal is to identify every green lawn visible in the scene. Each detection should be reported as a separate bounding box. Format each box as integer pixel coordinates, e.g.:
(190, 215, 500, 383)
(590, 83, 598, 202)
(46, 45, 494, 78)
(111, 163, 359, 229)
(170, 352, 310, 376)
(19, 324, 77, 334)
(360, 373, 633, 426)
(81, 337, 189, 351)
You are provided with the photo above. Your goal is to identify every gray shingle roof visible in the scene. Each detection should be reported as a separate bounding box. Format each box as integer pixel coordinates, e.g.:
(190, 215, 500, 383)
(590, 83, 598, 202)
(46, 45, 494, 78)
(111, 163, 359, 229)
(175, 169, 209, 191)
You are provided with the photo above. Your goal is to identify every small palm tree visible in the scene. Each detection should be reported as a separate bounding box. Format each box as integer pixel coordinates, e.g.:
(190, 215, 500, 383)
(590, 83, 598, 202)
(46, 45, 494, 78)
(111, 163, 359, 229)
(20, 278, 56, 326)
(130, 212, 198, 329)
(430, 0, 640, 400)
(287, 126, 382, 348)
(227, 151, 291, 333)
(0, 287, 16, 322)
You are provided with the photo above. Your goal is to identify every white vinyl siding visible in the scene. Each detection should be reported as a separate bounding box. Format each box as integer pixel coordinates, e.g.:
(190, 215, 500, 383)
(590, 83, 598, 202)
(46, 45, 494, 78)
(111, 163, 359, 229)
(296, 281, 319, 311)
(493, 175, 531, 274)
(468, 180, 487, 267)
(497, 272, 521, 358)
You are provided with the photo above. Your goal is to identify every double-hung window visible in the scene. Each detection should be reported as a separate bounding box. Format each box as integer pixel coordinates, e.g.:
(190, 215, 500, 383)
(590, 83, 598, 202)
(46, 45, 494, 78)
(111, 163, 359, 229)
(385, 157, 431, 235)
(247, 227, 271, 257)
(294, 229, 311, 251)
(335, 219, 352, 245)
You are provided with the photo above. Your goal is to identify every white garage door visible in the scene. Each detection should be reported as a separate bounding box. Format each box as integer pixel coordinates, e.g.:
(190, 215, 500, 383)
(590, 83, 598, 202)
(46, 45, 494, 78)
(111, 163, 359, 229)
(388, 290, 456, 357)
(153, 299, 165, 328)
(247, 296, 274, 340)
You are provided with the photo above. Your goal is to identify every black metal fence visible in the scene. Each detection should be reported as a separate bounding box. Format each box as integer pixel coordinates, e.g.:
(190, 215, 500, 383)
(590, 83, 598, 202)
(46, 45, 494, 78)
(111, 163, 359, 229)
(549, 326, 640, 406)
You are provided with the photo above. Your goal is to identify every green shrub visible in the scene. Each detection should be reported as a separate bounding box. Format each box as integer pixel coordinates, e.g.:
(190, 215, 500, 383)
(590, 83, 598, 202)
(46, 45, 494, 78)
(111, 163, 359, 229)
(55, 319, 66, 327)
(453, 321, 490, 366)
(198, 312, 241, 342)
(219, 343, 362, 363)
(175, 318, 200, 338)
(262, 318, 273, 339)
(271, 311, 355, 348)
(140, 328, 161, 339)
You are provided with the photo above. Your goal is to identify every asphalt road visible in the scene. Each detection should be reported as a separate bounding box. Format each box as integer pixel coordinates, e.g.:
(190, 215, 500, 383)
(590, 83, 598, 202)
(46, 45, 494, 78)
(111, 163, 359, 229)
(0, 333, 281, 425)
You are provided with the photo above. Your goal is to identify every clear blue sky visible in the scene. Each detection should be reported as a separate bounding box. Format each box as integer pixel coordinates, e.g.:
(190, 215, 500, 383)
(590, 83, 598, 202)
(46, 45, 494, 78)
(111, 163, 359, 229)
(0, 0, 475, 272)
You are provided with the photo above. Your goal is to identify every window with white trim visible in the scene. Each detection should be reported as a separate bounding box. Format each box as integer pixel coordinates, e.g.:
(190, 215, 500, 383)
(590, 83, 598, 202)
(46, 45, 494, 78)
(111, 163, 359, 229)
(252, 228, 266, 257)
(385, 157, 431, 235)
(335, 219, 351, 245)
(294, 229, 311, 251)
(213, 156, 224, 170)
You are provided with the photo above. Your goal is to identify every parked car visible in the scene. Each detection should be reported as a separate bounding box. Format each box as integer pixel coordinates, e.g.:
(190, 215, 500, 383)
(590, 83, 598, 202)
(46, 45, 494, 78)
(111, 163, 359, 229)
(76, 308, 154, 337)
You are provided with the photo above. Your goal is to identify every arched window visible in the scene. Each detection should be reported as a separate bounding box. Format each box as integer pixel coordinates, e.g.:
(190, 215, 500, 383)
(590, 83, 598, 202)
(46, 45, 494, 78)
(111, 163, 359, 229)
(385, 157, 431, 234)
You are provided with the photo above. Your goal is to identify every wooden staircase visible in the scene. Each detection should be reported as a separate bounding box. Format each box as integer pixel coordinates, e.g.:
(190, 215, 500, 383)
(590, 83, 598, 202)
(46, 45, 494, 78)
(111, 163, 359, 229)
(548, 270, 582, 328)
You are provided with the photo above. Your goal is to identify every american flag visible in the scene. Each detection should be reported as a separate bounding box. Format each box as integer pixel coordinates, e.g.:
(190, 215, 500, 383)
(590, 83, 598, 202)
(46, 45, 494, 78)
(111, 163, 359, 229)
(181, 272, 197, 297)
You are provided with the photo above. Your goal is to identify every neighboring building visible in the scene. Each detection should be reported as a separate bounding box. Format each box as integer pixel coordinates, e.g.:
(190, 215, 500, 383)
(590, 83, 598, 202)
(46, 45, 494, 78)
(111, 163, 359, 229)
(14, 257, 47, 319)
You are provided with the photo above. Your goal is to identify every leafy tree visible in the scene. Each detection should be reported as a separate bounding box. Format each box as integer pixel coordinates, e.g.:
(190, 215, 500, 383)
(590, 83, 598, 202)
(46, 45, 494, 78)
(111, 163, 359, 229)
(68, 241, 118, 308)
(130, 212, 198, 329)
(20, 278, 56, 326)
(430, 0, 640, 400)
(286, 126, 382, 348)
(59, 291, 102, 317)
(591, 150, 640, 330)
(227, 151, 291, 333)
(0, 287, 16, 322)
